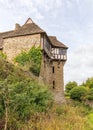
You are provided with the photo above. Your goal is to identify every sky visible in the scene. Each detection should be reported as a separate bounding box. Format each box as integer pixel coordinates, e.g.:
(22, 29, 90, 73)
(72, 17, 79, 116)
(0, 0, 93, 85)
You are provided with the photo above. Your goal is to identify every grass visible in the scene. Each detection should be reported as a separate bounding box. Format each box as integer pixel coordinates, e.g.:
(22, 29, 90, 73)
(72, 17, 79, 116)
(22, 100, 93, 130)
(88, 113, 93, 124)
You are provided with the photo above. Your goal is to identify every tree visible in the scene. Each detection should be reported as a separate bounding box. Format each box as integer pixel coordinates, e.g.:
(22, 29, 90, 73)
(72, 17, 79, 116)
(70, 86, 87, 101)
(0, 79, 53, 129)
(86, 88, 93, 100)
(65, 81, 77, 94)
(85, 78, 93, 89)
(0, 80, 11, 130)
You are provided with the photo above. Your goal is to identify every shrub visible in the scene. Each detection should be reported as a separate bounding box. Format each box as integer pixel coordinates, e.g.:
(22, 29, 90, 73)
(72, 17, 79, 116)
(0, 51, 7, 59)
(0, 58, 53, 129)
(85, 78, 93, 89)
(28, 46, 42, 76)
(14, 51, 29, 65)
(0, 80, 53, 129)
(14, 46, 42, 76)
(65, 81, 77, 94)
(87, 88, 93, 100)
(70, 86, 87, 101)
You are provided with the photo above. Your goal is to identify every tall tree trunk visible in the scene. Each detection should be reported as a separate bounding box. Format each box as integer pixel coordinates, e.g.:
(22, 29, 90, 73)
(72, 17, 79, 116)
(4, 101, 8, 130)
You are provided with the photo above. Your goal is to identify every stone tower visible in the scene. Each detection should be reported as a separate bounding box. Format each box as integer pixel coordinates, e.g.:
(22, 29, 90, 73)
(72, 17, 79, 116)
(0, 18, 68, 100)
(39, 35, 68, 101)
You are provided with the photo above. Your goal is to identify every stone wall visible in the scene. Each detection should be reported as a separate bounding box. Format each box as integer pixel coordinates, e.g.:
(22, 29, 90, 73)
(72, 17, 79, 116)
(39, 54, 65, 102)
(39, 54, 65, 94)
(52, 61, 64, 93)
(39, 55, 52, 86)
(3, 34, 41, 62)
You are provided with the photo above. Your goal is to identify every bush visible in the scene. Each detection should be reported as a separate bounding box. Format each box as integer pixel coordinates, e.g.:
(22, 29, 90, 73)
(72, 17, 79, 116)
(14, 51, 29, 65)
(0, 58, 53, 129)
(0, 80, 53, 129)
(65, 81, 77, 94)
(87, 88, 93, 100)
(85, 78, 93, 89)
(28, 46, 42, 76)
(0, 51, 7, 59)
(14, 46, 42, 76)
(70, 86, 87, 101)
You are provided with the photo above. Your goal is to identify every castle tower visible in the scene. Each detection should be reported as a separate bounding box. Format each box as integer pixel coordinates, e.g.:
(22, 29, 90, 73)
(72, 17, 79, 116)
(39, 35, 68, 101)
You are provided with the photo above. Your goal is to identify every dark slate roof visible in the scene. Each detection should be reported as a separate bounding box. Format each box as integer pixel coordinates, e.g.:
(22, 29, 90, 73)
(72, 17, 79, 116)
(0, 19, 45, 39)
(49, 36, 68, 49)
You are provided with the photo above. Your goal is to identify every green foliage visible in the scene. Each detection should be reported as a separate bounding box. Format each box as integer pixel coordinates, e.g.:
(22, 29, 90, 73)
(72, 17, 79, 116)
(0, 58, 52, 129)
(14, 46, 42, 76)
(88, 113, 93, 124)
(10, 81, 52, 120)
(27, 102, 93, 130)
(56, 105, 67, 116)
(65, 81, 77, 94)
(85, 78, 93, 89)
(14, 51, 29, 65)
(66, 78, 93, 102)
(0, 104, 4, 118)
(0, 80, 52, 124)
(87, 88, 93, 100)
(0, 51, 7, 59)
(70, 86, 87, 101)
(28, 46, 42, 76)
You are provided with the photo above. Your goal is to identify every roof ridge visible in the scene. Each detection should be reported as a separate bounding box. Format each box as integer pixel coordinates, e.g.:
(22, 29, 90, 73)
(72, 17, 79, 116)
(49, 36, 68, 48)
(0, 30, 14, 35)
(24, 18, 34, 25)
(0, 18, 45, 38)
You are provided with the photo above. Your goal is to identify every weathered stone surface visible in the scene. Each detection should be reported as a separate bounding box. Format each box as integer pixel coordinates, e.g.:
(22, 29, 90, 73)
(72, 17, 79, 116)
(39, 54, 65, 99)
(3, 34, 41, 61)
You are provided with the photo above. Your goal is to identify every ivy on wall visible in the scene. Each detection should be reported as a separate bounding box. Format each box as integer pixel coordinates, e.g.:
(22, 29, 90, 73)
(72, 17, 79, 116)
(14, 46, 42, 76)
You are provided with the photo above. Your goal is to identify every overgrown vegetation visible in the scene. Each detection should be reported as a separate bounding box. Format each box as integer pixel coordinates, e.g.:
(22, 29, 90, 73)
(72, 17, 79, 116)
(65, 78, 93, 129)
(22, 101, 93, 130)
(1, 50, 93, 129)
(0, 51, 7, 59)
(65, 81, 77, 96)
(70, 86, 87, 101)
(14, 46, 42, 76)
(65, 78, 93, 102)
(0, 58, 52, 130)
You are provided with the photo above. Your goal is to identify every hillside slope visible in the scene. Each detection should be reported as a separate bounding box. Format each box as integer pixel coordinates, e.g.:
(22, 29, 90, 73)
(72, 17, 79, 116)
(0, 57, 52, 130)
(0, 56, 39, 82)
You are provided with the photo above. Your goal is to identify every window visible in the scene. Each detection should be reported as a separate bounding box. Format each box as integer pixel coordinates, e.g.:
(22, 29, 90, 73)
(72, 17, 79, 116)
(53, 81, 55, 89)
(52, 66, 54, 73)
(59, 49, 66, 55)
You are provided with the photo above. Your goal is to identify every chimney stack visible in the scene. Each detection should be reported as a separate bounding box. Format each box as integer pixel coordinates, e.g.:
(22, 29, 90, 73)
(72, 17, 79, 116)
(15, 23, 21, 30)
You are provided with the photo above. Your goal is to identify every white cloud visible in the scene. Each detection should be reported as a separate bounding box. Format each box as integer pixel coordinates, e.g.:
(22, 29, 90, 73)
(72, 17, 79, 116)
(35, 12, 44, 20)
(34, 0, 62, 11)
(64, 43, 93, 85)
(0, 0, 45, 31)
(65, 0, 73, 9)
(76, 0, 80, 4)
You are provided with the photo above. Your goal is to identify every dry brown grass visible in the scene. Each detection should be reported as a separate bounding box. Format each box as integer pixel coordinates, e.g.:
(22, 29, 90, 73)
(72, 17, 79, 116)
(23, 101, 93, 130)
